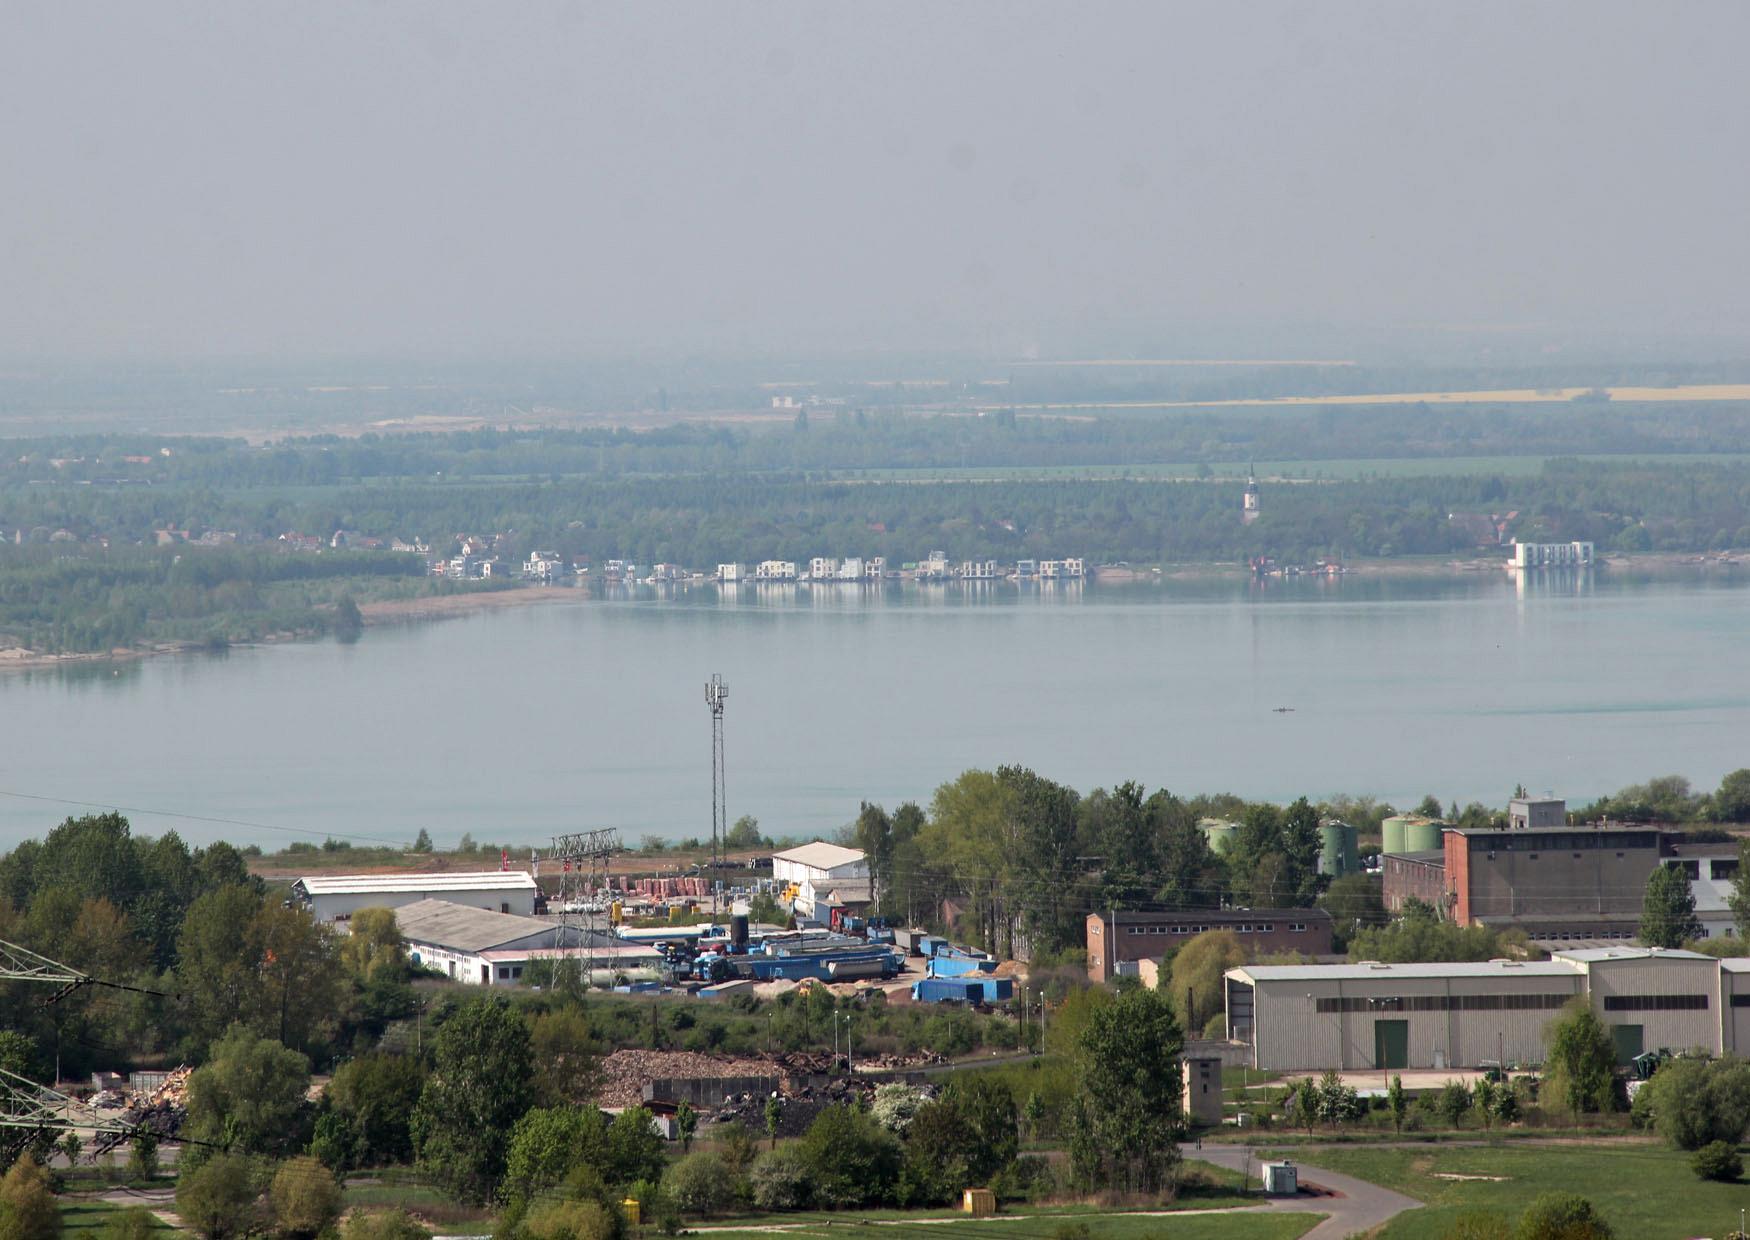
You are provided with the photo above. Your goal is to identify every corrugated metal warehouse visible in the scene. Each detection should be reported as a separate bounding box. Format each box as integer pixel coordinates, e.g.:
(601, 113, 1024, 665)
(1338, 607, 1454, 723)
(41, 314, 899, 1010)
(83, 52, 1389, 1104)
(1227, 947, 1746, 1071)
(292, 870, 538, 921)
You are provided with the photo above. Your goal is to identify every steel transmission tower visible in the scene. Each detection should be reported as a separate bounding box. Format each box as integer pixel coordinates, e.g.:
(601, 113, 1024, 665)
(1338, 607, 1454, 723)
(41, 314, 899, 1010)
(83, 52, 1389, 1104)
(706, 674, 728, 917)
(549, 828, 620, 988)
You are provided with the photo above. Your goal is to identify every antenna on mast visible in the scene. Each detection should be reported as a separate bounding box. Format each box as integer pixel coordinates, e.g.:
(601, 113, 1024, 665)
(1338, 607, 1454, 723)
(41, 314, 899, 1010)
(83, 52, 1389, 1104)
(706, 674, 729, 918)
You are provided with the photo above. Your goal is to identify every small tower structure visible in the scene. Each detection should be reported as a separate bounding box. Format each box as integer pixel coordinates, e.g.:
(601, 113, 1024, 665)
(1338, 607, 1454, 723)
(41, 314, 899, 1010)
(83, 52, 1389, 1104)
(1242, 468, 1261, 525)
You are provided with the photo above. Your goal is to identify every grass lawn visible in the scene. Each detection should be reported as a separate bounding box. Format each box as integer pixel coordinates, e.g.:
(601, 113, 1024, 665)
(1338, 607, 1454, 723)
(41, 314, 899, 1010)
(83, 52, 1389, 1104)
(1276, 1141, 1746, 1240)
(341, 1178, 496, 1230)
(60, 1200, 172, 1236)
(698, 1212, 1323, 1239)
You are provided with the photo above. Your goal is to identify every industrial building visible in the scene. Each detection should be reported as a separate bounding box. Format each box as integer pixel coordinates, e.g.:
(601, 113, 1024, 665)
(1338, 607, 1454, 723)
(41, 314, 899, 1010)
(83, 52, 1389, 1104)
(772, 842, 869, 917)
(1086, 908, 1335, 983)
(1378, 808, 1738, 941)
(390, 899, 660, 985)
(1226, 946, 1750, 1071)
(291, 870, 538, 922)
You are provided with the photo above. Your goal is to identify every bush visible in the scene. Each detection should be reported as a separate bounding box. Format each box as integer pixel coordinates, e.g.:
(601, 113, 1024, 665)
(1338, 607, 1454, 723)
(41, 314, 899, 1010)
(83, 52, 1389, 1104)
(269, 1156, 342, 1240)
(175, 1154, 259, 1240)
(340, 1210, 431, 1240)
(521, 1200, 618, 1240)
(1632, 1057, 1750, 1150)
(993, 1153, 1056, 1203)
(797, 1105, 902, 1208)
(1514, 1192, 1613, 1240)
(1437, 1079, 1475, 1128)
(748, 1147, 812, 1212)
(662, 1152, 736, 1218)
(95, 1208, 158, 1240)
(870, 1085, 926, 1135)
(1692, 1140, 1743, 1182)
(127, 1134, 160, 1182)
(0, 1157, 61, 1240)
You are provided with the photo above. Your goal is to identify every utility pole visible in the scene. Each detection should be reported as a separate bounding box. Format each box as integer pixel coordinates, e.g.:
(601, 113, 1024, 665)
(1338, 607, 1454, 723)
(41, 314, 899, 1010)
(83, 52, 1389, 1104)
(551, 828, 622, 988)
(706, 674, 729, 918)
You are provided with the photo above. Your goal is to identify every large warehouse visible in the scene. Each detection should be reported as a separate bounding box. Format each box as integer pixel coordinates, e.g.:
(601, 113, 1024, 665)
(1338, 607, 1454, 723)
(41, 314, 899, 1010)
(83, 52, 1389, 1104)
(391, 899, 660, 986)
(291, 870, 539, 922)
(1226, 947, 1750, 1071)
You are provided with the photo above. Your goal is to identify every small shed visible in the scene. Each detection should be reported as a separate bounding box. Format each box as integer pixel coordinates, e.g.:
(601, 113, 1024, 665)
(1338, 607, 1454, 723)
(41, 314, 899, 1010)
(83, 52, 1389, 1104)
(1261, 1160, 1298, 1196)
(961, 1188, 996, 1217)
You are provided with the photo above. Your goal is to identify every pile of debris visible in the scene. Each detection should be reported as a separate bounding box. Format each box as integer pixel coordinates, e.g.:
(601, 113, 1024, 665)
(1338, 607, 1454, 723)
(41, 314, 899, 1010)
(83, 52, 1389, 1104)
(596, 1050, 778, 1108)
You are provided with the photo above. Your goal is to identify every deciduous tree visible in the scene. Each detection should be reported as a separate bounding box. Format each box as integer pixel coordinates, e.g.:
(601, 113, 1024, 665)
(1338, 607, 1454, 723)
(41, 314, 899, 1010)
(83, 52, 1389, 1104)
(412, 996, 534, 1203)
(1068, 983, 1184, 1193)
(1641, 864, 1703, 948)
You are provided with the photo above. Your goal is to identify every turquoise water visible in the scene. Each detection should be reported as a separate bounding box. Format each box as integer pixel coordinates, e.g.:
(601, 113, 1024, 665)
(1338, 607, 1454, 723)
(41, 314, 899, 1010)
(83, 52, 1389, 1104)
(1, 571, 1746, 850)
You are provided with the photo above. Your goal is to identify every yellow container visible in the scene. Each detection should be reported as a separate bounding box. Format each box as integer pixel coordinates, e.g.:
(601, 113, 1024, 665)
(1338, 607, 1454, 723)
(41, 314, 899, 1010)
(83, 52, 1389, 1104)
(620, 1198, 641, 1226)
(962, 1188, 996, 1217)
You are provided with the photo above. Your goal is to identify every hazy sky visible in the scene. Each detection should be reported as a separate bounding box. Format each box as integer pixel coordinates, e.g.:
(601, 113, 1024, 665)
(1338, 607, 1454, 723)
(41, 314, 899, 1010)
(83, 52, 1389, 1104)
(4, 2, 1748, 360)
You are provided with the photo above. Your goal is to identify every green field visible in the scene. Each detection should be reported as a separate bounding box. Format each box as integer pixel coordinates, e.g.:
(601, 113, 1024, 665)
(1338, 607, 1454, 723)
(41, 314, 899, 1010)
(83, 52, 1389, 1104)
(1278, 1141, 1745, 1240)
(699, 1211, 1322, 1239)
(59, 1200, 173, 1237)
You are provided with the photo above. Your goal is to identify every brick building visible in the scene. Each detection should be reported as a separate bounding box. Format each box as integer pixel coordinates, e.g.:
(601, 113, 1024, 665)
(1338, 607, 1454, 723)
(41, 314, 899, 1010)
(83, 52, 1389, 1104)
(1086, 908, 1334, 983)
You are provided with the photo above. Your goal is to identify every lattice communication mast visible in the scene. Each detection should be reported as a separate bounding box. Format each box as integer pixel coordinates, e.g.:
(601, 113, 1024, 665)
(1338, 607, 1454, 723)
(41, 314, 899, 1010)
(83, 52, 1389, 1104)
(706, 673, 728, 917)
(550, 828, 620, 986)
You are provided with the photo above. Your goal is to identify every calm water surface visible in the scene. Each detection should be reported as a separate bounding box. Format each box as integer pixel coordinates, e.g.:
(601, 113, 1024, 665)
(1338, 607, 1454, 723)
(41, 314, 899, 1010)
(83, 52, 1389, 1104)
(2, 572, 1747, 850)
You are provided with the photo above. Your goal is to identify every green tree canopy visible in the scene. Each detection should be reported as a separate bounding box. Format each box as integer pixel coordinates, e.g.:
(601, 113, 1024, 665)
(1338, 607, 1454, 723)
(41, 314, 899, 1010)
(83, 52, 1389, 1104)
(183, 1024, 312, 1157)
(1069, 982, 1184, 1193)
(412, 996, 535, 1203)
(1640, 863, 1703, 948)
(1543, 1001, 1618, 1116)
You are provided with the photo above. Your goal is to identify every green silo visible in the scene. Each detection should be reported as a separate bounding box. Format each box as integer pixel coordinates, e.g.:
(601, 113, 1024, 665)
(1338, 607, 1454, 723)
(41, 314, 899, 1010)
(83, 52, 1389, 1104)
(1381, 816, 1408, 856)
(1200, 818, 1238, 855)
(1319, 821, 1360, 876)
(1404, 816, 1445, 853)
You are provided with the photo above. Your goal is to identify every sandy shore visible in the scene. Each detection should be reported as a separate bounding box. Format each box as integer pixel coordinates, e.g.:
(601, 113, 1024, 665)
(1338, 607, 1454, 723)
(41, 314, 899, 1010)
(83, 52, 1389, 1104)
(357, 585, 581, 623)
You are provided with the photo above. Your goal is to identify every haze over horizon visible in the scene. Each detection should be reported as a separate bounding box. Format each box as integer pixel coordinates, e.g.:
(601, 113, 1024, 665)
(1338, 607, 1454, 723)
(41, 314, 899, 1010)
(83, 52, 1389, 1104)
(4, 2, 1749, 363)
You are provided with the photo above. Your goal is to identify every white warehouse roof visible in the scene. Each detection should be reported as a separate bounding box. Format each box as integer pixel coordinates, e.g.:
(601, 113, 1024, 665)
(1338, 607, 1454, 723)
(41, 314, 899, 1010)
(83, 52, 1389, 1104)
(772, 842, 865, 871)
(294, 871, 537, 896)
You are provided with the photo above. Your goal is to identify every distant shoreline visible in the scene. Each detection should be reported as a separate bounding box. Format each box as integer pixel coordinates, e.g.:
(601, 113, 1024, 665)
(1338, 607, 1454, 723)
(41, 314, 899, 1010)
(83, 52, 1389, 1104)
(0, 552, 1740, 674)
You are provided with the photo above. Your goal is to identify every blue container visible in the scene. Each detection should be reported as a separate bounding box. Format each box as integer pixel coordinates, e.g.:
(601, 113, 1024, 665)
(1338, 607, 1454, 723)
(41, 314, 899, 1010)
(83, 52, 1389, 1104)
(974, 977, 1014, 1003)
(912, 978, 980, 1003)
(928, 955, 997, 978)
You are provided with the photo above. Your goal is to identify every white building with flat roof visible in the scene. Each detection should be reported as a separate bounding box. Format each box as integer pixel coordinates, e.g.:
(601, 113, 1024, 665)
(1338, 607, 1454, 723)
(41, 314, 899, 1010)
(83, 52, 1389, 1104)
(292, 871, 538, 922)
(1512, 540, 1595, 568)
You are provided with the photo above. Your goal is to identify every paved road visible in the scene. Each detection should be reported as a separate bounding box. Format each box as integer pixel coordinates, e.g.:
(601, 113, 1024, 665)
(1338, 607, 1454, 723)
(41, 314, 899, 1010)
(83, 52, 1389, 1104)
(1183, 1143, 1422, 1240)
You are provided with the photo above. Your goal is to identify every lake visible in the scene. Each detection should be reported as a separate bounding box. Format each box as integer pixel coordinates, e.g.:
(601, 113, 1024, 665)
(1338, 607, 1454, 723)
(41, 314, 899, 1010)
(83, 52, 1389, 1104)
(2, 570, 1747, 852)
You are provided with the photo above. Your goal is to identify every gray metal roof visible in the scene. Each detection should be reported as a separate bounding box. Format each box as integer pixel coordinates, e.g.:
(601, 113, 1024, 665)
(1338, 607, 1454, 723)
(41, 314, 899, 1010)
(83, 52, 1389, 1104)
(1230, 959, 1582, 982)
(392, 899, 560, 952)
(1552, 946, 1714, 963)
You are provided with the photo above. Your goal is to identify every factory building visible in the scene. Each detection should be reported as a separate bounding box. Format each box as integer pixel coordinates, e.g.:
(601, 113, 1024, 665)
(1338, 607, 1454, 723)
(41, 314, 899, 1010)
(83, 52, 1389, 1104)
(1086, 908, 1335, 983)
(1226, 947, 1750, 1072)
(390, 899, 659, 986)
(291, 870, 538, 922)
(1379, 807, 1738, 942)
(772, 841, 869, 917)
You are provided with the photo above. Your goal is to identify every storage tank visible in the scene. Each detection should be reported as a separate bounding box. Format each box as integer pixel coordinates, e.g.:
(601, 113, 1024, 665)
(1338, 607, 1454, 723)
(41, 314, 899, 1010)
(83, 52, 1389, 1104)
(1404, 816, 1445, 853)
(1381, 816, 1408, 856)
(731, 914, 749, 947)
(1318, 822, 1360, 877)
(1200, 818, 1238, 855)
